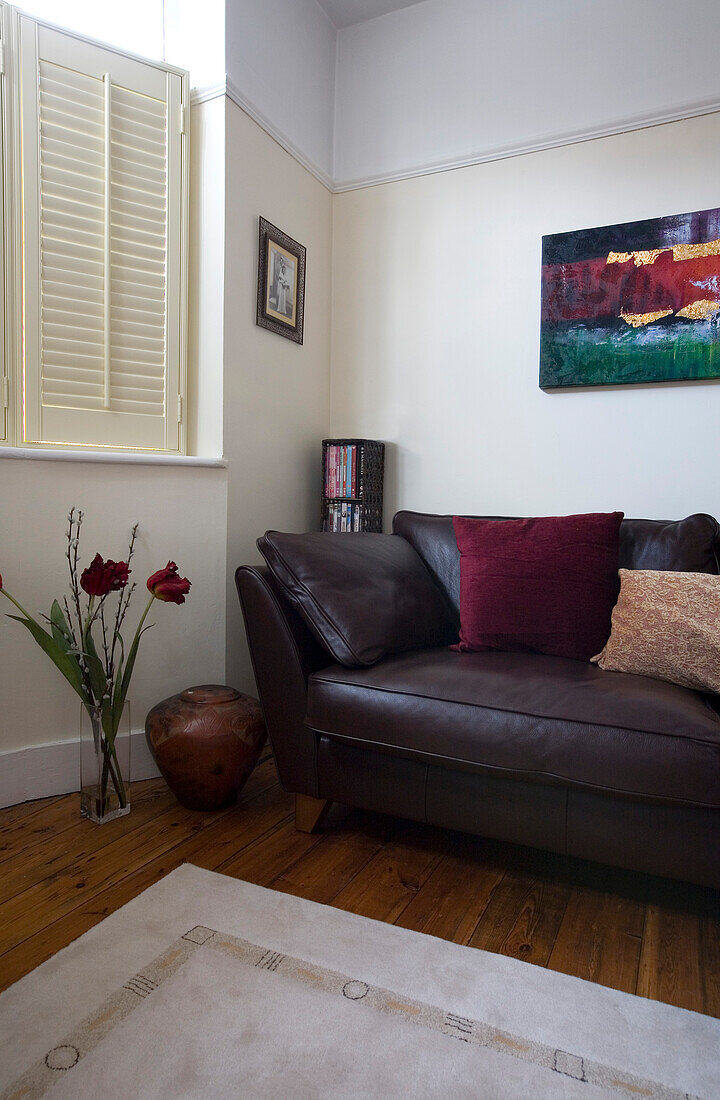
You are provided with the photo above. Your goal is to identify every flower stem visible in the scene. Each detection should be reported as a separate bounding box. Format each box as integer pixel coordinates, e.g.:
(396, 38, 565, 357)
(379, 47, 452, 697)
(88, 706, 128, 812)
(0, 587, 37, 622)
(131, 594, 155, 650)
(100, 737, 126, 807)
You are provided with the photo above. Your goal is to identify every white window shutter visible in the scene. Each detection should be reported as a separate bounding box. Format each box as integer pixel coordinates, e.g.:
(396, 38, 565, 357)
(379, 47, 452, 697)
(18, 15, 188, 453)
(0, 2, 8, 443)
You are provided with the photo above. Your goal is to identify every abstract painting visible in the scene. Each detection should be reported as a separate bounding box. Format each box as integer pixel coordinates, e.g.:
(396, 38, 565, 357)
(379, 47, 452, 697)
(540, 207, 720, 388)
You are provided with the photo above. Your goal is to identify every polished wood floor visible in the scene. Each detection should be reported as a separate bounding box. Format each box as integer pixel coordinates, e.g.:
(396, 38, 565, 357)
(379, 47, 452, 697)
(1, 755, 719, 1016)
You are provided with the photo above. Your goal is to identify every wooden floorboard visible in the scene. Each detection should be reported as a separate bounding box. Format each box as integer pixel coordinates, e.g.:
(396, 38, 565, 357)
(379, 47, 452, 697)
(395, 834, 506, 943)
(1, 759, 719, 1017)
(332, 822, 449, 924)
(271, 810, 398, 905)
(547, 882, 645, 995)
(0, 782, 176, 899)
(636, 905, 704, 1012)
(701, 906, 720, 1018)
(0, 793, 83, 862)
(0, 794, 60, 834)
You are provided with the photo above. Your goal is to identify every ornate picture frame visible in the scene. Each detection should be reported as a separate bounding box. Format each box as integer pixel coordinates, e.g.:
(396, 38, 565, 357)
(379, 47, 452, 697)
(256, 217, 306, 344)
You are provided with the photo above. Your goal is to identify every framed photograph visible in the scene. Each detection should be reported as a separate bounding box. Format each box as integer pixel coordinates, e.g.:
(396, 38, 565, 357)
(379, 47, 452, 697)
(256, 217, 306, 344)
(540, 206, 720, 388)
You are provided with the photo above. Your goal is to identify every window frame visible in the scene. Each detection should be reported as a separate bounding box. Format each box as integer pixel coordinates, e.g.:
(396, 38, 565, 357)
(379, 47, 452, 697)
(0, 0, 10, 444)
(0, 5, 190, 456)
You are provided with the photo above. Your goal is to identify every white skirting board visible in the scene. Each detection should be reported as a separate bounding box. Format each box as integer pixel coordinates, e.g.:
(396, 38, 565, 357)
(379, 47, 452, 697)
(0, 731, 161, 809)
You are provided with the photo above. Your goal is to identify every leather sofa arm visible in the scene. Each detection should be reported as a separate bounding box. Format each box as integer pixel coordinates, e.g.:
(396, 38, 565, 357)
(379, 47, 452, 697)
(235, 565, 332, 796)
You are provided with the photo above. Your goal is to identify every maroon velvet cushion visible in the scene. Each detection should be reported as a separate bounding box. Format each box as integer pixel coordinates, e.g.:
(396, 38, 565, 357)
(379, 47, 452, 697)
(453, 512, 624, 661)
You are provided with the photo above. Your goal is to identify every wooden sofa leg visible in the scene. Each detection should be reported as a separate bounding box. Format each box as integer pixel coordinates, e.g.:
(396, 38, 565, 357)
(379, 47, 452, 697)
(295, 794, 332, 833)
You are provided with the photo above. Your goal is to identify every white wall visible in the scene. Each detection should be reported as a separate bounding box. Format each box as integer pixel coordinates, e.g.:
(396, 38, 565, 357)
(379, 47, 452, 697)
(0, 460, 227, 755)
(0, 86, 334, 798)
(0, 98, 228, 799)
(331, 112, 720, 526)
(6, 1, 719, 803)
(165, 0, 225, 88)
(187, 96, 225, 457)
(225, 0, 336, 186)
(223, 101, 333, 693)
(334, 0, 720, 188)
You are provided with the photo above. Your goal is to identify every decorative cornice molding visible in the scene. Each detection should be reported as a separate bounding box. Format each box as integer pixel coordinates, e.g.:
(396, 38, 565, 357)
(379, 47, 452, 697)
(190, 82, 227, 107)
(190, 77, 334, 191)
(332, 96, 720, 193)
(190, 81, 720, 195)
(221, 76, 334, 192)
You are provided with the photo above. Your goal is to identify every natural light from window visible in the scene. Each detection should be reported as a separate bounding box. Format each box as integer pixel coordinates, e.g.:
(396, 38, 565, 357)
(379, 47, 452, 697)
(17, 0, 164, 60)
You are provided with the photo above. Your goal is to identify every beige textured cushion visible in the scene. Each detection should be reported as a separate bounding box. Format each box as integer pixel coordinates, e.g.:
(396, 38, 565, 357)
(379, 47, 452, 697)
(592, 569, 720, 693)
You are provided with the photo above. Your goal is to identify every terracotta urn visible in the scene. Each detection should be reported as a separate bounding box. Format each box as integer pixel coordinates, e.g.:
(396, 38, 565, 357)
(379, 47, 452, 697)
(145, 685, 266, 810)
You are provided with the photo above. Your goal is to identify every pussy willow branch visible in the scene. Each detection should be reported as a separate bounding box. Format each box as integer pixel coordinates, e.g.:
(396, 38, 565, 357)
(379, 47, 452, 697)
(66, 508, 93, 702)
(109, 524, 138, 680)
(83, 592, 110, 637)
(63, 596, 79, 651)
(66, 509, 84, 645)
(117, 581, 135, 633)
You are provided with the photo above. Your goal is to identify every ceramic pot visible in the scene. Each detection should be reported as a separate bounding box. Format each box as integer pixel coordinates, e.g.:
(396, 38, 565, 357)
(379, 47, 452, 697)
(145, 685, 266, 810)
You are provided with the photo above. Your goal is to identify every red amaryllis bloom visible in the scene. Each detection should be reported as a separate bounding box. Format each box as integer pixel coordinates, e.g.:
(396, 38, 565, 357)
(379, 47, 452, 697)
(80, 554, 131, 597)
(147, 561, 191, 604)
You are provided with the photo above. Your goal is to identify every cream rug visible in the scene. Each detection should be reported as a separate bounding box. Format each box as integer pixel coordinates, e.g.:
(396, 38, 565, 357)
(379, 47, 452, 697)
(0, 864, 718, 1099)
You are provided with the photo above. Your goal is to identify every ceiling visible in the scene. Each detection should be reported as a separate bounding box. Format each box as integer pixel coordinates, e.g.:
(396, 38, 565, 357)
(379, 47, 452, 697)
(316, 0, 427, 29)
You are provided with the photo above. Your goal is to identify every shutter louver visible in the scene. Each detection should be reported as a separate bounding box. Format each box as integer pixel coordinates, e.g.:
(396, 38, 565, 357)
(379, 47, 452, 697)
(109, 83, 167, 418)
(20, 16, 187, 452)
(40, 61, 107, 414)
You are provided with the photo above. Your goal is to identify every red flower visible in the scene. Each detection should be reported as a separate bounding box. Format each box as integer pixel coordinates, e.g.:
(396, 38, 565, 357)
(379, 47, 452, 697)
(80, 554, 130, 597)
(147, 561, 191, 604)
(0, 574, 3, 590)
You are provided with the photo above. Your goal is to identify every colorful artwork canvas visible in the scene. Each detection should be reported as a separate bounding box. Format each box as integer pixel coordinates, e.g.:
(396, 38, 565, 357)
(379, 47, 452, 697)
(540, 207, 720, 388)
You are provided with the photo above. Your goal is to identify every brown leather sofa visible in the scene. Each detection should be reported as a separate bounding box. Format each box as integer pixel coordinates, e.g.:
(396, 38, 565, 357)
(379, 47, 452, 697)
(236, 511, 720, 888)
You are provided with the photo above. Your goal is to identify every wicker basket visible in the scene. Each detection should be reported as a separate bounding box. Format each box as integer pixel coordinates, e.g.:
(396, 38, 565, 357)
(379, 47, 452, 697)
(321, 438, 385, 533)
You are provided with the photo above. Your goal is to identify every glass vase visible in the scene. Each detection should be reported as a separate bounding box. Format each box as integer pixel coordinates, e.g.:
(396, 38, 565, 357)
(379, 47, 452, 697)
(80, 702, 131, 824)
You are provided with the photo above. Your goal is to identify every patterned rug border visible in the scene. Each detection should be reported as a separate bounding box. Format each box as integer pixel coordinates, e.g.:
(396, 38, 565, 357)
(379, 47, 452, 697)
(2, 926, 702, 1100)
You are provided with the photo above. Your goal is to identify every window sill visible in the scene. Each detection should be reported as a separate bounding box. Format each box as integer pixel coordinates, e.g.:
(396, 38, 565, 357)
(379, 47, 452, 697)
(0, 447, 227, 468)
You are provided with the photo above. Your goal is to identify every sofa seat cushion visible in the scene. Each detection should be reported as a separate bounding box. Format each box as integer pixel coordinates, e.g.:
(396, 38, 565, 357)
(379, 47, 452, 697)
(305, 649, 720, 808)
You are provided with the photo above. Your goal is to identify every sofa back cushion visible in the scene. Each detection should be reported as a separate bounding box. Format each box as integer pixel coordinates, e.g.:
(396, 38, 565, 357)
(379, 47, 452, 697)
(453, 512, 624, 661)
(257, 531, 457, 668)
(592, 568, 720, 693)
(392, 511, 720, 632)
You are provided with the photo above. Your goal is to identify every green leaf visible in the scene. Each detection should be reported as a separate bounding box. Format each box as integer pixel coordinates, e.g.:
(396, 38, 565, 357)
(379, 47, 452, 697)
(101, 696, 116, 743)
(50, 623, 71, 651)
(85, 626, 100, 660)
(84, 651, 107, 704)
(7, 614, 86, 701)
(51, 600, 73, 643)
(112, 636, 125, 730)
(84, 628, 105, 694)
(82, 627, 108, 704)
(50, 600, 73, 652)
